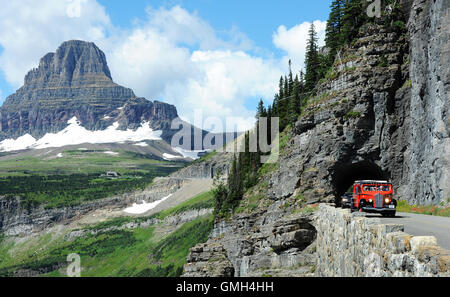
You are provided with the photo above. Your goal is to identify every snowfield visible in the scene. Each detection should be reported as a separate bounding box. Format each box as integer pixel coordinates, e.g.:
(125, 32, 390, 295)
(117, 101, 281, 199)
(123, 194, 173, 215)
(162, 153, 182, 160)
(0, 134, 36, 152)
(104, 151, 119, 156)
(134, 142, 149, 147)
(172, 147, 203, 160)
(0, 117, 163, 152)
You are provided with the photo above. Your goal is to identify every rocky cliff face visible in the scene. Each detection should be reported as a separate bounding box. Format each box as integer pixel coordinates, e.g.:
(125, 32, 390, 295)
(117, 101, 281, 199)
(268, 0, 449, 206)
(184, 207, 317, 277)
(0, 40, 178, 142)
(402, 0, 449, 204)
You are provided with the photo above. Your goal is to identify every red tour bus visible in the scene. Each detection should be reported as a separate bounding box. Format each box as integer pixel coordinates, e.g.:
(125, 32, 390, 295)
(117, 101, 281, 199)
(350, 180, 397, 217)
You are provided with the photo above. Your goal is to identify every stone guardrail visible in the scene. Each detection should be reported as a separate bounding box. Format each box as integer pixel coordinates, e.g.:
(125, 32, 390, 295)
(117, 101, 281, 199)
(315, 204, 450, 276)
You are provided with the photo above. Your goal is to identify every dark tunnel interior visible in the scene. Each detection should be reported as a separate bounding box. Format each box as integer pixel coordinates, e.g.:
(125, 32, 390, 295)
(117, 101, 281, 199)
(331, 161, 389, 204)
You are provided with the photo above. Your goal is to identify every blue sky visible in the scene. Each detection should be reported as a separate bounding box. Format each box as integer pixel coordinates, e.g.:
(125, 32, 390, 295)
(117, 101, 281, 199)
(97, 0, 331, 56)
(0, 0, 331, 131)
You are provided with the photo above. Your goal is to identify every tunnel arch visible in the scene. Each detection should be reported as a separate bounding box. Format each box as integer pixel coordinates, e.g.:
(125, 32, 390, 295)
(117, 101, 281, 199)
(331, 161, 389, 204)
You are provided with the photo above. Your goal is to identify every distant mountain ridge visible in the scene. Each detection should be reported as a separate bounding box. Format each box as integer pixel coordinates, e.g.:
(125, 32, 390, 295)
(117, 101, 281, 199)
(0, 40, 179, 144)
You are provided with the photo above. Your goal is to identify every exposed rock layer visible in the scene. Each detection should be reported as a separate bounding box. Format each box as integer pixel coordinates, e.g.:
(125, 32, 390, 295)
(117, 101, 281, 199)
(0, 177, 191, 236)
(183, 200, 317, 277)
(268, 0, 449, 205)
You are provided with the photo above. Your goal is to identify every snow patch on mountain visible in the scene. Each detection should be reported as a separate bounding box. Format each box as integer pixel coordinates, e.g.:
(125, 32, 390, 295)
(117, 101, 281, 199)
(0, 117, 163, 152)
(104, 151, 119, 156)
(172, 147, 203, 160)
(163, 153, 182, 160)
(0, 134, 37, 152)
(134, 142, 149, 147)
(123, 194, 173, 215)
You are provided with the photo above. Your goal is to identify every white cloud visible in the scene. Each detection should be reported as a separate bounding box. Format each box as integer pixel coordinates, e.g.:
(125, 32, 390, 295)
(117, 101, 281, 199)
(158, 50, 280, 131)
(103, 6, 282, 132)
(273, 20, 327, 72)
(0, 0, 111, 88)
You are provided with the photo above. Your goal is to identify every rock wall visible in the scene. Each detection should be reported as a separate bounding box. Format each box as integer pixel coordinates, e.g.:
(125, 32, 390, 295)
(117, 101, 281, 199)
(0, 177, 191, 236)
(400, 0, 450, 204)
(170, 153, 233, 180)
(267, 0, 449, 206)
(183, 202, 317, 277)
(0, 194, 130, 236)
(316, 205, 450, 276)
(66, 208, 213, 240)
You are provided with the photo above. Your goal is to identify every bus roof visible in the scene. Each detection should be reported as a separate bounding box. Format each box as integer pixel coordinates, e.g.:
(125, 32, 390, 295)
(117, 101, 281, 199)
(354, 180, 391, 184)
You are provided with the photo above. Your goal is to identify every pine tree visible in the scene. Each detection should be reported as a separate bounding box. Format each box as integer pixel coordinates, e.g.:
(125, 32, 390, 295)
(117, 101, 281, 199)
(226, 153, 242, 211)
(304, 23, 320, 92)
(288, 75, 301, 124)
(256, 99, 267, 120)
(325, 0, 345, 59)
(341, 0, 366, 45)
(279, 76, 284, 99)
(299, 70, 305, 90)
(288, 60, 294, 96)
(284, 75, 289, 98)
(277, 74, 290, 131)
(272, 94, 279, 117)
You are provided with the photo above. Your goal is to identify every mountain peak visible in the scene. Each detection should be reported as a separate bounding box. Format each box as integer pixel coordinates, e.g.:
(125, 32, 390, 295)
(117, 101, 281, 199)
(24, 40, 112, 89)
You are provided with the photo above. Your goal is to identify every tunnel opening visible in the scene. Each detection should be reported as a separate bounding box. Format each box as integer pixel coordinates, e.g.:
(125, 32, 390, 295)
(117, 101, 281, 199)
(331, 161, 389, 205)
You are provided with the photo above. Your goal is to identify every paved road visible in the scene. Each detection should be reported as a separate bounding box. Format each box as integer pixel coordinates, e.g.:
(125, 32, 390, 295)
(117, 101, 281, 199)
(377, 212, 450, 250)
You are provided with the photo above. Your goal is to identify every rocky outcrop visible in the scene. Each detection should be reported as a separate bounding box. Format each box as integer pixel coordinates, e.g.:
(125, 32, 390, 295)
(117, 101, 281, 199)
(316, 205, 450, 276)
(267, 0, 449, 206)
(0, 40, 236, 150)
(0, 40, 179, 142)
(170, 152, 233, 180)
(183, 199, 317, 277)
(66, 208, 213, 240)
(0, 177, 192, 236)
(183, 242, 235, 277)
(0, 194, 131, 236)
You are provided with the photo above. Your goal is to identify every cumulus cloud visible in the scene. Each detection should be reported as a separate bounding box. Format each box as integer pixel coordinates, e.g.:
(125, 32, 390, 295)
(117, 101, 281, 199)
(0, 0, 111, 88)
(273, 20, 327, 72)
(160, 50, 281, 131)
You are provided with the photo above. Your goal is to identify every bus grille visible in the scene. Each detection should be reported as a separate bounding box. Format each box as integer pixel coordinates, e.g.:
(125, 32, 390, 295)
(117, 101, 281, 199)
(374, 194, 383, 208)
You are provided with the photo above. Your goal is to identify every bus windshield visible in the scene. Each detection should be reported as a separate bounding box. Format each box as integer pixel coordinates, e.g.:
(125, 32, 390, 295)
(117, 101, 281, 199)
(361, 185, 391, 192)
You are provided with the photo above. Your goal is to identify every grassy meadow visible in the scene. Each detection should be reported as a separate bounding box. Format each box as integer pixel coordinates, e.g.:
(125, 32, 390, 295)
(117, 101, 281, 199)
(0, 149, 185, 208)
